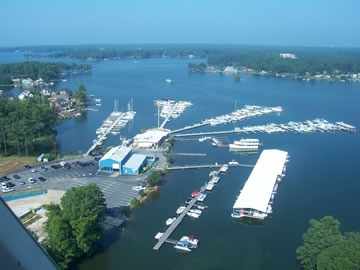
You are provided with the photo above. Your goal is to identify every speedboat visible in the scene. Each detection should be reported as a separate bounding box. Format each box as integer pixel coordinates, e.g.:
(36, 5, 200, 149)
(154, 232, 163, 239)
(174, 241, 192, 252)
(176, 206, 186, 215)
(166, 217, 176, 226)
(185, 198, 193, 204)
(179, 235, 199, 247)
(206, 182, 215, 191)
(191, 190, 199, 197)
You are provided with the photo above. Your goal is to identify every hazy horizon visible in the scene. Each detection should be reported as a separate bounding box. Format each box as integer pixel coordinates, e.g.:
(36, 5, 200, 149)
(1, 0, 360, 48)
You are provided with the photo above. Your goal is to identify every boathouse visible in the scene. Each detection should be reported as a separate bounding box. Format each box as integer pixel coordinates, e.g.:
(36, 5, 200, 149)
(231, 149, 288, 220)
(122, 153, 150, 175)
(98, 146, 132, 173)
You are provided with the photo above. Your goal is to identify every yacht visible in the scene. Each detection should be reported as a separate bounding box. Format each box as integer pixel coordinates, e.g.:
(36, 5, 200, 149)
(219, 164, 229, 173)
(191, 190, 199, 197)
(229, 138, 261, 151)
(206, 182, 215, 191)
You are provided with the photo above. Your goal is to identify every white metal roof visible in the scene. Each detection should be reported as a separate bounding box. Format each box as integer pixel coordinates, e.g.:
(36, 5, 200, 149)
(100, 146, 131, 163)
(123, 154, 147, 169)
(233, 149, 288, 213)
(133, 128, 169, 144)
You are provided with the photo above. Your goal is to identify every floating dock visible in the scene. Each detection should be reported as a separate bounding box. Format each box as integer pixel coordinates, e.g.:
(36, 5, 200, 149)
(231, 149, 289, 220)
(153, 184, 207, 251)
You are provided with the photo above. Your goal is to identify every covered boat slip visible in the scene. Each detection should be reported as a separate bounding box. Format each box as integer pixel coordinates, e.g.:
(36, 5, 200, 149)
(232, 149, 288, 218)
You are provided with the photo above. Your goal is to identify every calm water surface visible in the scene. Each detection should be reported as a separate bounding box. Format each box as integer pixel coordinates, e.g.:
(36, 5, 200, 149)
(2, 54, 360, 269)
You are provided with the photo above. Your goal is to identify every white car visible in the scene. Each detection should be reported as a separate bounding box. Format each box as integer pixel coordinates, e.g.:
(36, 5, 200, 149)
(2, 187, 14, 193)
(31, 169, 37, 173)
(28, 178, 36, 183)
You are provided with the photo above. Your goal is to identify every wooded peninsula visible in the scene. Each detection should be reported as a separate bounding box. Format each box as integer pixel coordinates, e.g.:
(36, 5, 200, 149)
(2, 45, 360, 81)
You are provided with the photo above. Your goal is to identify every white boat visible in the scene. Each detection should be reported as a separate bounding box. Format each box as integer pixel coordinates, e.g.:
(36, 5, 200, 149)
(179, 235, 199, 247)
(206, 182, 215, 191)
(197, 193, 207, 202)
(229, 138, 261, 151)
(166, 217, 176, 226)
(219, 164, 229, 173)
(174, 241, 192, 252)
(189, 209, 202, 215)
(210, 176, 220, 184)
(165, 78, 173, 84)
(231, 209, 268, 220)
(154, 232, 164, 239)
(186, 212, 200, 218)
(195, 204, 208, 210)
(228, 160, 240, 165)
(176, 206, 186, 215)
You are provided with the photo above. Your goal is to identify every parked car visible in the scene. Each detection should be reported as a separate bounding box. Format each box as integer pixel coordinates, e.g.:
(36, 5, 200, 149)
(2, 187, 14, 193)
(41, 166, 48, 171)
(24, 165, 32, 169)
(3, 176, 10, 181)
(28, 178, 36, 184)
(31, 169, 37, 173)
(19, 180, 25, 185)
(13, 174, 20, 179)
(38, 176, 46, 182)
(6, 182, 15, 187)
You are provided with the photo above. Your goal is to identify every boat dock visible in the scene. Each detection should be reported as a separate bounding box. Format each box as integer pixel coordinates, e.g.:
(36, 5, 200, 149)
(167, 162, 253, 171)
(153, 184, 207, 250)
(84, 111, 136, 156)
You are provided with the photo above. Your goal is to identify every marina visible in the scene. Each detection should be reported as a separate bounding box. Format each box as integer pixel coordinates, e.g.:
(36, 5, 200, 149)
(84, 110, 136, 156)
(231, 149, 289, 220)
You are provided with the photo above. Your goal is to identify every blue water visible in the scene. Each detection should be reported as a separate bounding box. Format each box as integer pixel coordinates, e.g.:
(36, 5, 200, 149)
(1, 52, 360, 269)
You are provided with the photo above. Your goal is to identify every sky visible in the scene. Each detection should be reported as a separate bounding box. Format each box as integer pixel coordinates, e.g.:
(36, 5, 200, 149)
(1, 0, 359, 47)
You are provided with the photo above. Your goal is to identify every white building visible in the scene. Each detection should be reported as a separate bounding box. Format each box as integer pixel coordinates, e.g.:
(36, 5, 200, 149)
(132, 128, 169, 149)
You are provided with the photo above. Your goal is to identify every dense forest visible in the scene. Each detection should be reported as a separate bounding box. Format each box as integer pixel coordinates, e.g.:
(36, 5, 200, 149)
(0, 61, 91, 89)
(0, 94, 58, 156)
(3, 45, 360, 78)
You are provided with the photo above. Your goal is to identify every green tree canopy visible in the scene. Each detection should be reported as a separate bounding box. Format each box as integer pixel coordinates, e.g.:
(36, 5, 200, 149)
(73, 83, 87, 105)
(44, 184, 106, 269)
(147, 170, 163, 187)
(296, 216, 360, 270)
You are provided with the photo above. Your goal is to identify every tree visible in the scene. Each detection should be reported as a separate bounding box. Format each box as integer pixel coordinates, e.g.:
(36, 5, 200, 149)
(44, 184, 106, 269)
(296, 216, 347, 270)
(73, 83, 87, 106)
(147, 170, 163, 187)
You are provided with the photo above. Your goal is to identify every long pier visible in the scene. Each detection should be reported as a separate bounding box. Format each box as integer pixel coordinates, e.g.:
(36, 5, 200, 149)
(153, 184, 207, 251)
(166, 163, 253, 170)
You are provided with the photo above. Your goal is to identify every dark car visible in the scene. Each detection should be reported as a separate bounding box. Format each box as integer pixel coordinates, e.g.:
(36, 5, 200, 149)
(3, 176, 10, 181)
(38, 176, 46, 182)
(7, 182, 15, 187)
(13, 175, 21, 179)
(24, 165, 32, 169)
(41, 166, 48, 171)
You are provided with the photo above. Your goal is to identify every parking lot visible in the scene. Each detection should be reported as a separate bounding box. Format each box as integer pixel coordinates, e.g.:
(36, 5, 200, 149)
(1, 156, 143, 208)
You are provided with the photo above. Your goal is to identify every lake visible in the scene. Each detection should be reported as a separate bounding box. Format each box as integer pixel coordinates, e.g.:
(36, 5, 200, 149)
(2, 53, 360, 270)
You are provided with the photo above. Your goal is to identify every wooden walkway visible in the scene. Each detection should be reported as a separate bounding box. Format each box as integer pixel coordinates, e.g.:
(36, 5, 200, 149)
(153, 184, 207, 250)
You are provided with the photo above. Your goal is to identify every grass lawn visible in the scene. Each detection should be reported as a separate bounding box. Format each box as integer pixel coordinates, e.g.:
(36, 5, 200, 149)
(0, 156, 38, 174)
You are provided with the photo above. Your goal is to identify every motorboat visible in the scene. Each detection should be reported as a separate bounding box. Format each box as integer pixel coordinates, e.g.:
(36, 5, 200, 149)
(154, 232, 164, 239)
(186, 211, 200, 218)
(166, 217, 176, 226)
(206, 182, 215, 191)
(197, 193, 207, 202)
(179, 235, 199, 247)
(185, 198, 193, 204)
(219, 164, 229, 173)
(174, 241, 192, 252)
(191, 190, 199, 197)
(176, 206, 186, 215)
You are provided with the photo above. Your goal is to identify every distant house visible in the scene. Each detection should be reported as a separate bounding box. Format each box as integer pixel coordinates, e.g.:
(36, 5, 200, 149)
(279, 53, 296, 59)
(54, 97, 72, 111)
(40, 88, 51, 97)
(18, 90, 33, 100)
(223, 66, 237, 73)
